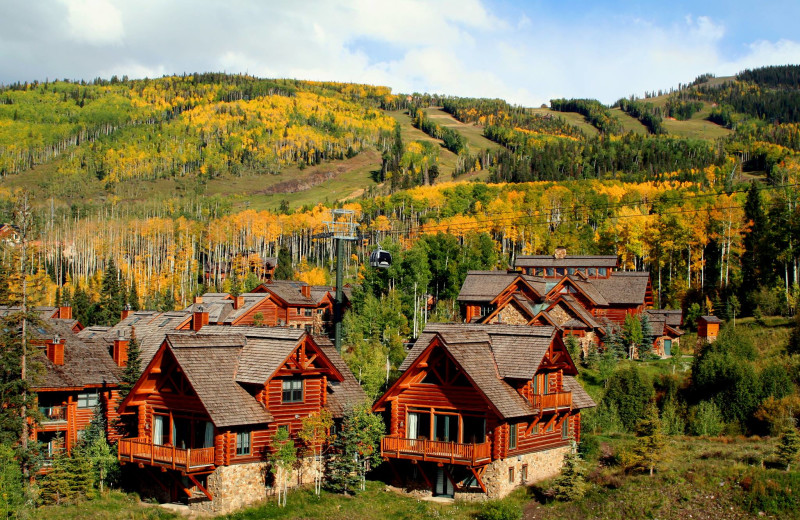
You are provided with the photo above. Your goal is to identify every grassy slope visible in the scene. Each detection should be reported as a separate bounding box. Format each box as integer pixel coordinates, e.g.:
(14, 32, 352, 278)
(528, 107, 601, 137)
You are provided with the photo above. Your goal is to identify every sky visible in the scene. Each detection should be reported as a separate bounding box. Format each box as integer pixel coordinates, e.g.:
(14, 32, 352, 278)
(1, 0, 799, 106)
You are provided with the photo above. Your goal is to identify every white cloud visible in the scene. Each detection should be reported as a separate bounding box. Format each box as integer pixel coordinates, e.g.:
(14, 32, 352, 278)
(58, 0, 124, 45)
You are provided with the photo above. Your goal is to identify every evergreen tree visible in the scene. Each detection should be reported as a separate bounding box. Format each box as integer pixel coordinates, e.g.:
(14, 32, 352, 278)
(622, 313, 643, 359)
(274, 247, 294, 281)
(552, 442, 586, 501)
(117, 328, 141, 403)
(98, 258, 123, 326)
(741, 183, 767, 313)
(72, 283, 92, 328)
(80, 405, 118, 493)
(127, 279, 140, 311)
(777, 425, 800, 471)
(638, 312, 653, 359)
(564, 333, 581, 364)
(40, 443, 95, 504)
(0, 314, 37, 446)
(0, 443, 25, 517)
(631, 402, 666, 476)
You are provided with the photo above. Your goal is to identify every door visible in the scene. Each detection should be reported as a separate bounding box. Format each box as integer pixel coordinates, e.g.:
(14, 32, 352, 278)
(435, 468, 454, 497)
(663, 339, 672, 357)
(434, 414, 458, 442)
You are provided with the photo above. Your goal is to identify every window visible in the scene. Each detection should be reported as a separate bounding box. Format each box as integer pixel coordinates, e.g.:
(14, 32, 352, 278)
(304, 308, 312, 317)
(587, 268, 596, 277)
(509, 423, 517, 450)
(297, 308, 301, 315)
(598, 268, 607, 277)
(543, 373, 550, 395)
(546, 418, 554, 432)
(282, 379, 303, 403)
(567, 268, 575, 275)
(562, 417, 570, 439)
(508, 467, 515, 484)
(77, 392, 98, 409)
(236, 431, 251, 456)
(546, 268, 554, 277)
(521, 464, 528, 482)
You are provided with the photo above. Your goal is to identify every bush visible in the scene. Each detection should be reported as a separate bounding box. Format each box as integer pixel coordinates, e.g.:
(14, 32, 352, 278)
(604, 366, 654, 431)
(688, 400, 724, 436)
(478, 500, 523, 520)
(578, 433, 600, 459)
(0, 444, 25, 517)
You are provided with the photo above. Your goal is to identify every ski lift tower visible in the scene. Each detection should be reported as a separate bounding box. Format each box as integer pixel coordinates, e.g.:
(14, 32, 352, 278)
(324, 209, 358, 353)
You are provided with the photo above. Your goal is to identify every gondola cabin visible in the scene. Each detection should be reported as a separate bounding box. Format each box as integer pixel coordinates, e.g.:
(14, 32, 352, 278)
(369, 248, 392, 269)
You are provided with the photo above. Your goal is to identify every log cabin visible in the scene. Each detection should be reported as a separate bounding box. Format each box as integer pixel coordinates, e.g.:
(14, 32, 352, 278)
(27, 318, 123, 463)
(373, 323, 595, 500)
(457, 270, 546, 324)
(115, 326, 365, 514)
(645, 309, 683, 357)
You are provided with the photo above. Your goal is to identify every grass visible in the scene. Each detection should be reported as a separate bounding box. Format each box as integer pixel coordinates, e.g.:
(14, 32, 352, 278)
(609, 108, 648, 136)
(34, 491, 179, 519)
(528, 108, 601, 137)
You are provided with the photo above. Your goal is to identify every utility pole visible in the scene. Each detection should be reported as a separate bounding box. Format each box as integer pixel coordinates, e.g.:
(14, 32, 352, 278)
(324, 209, 358, 353)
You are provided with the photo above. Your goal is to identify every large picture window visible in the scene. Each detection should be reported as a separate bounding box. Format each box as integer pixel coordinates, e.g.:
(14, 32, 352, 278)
(77, 392, 98, 409)
(282, 379, 303, 403)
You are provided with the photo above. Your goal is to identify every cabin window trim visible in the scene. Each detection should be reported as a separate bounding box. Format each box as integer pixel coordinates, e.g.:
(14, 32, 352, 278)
(562, 416, 570, 439)
(236, 431, 251, 456)
(508, 423, 517, 450)
(521, 464, 528, 482)
(77, 391, 98, 409)
(282, 378, 304, 403)
(508, 466, 515, 484)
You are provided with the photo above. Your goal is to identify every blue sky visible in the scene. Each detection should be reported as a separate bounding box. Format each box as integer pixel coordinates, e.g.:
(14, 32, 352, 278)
(1, 0, 798, 106)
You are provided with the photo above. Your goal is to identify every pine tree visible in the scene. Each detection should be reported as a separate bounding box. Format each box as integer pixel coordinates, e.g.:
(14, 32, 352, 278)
(741, 183, 767, 313)
(118, 328, 141, 403)
(98, 258, 123, 326)
(632, 402, 665, 476)
(638, 313, 653, 359)
(72, 283, 92, 328)
(127, 279, 140, 311)
(325, 405, 384, 494)
(80, 404, 118, 492)
(777, 425, 800, 471)
(0, 443, 25, 516)
(552, 442, 586, 501)
(274, 247, 294, 281)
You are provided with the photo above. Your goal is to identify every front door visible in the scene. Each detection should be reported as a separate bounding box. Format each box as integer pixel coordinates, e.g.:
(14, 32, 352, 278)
(664, 339, 672, 357)
(435, 468, 454, 497)
(434, 414, 458, 442)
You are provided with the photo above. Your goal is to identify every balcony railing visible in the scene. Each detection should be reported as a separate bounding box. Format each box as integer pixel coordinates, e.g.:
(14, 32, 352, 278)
(39, 406, 67, 424)
(381, 436, 492, 465)
(531, 391, 572, 412)
(118, 438, 215, 472)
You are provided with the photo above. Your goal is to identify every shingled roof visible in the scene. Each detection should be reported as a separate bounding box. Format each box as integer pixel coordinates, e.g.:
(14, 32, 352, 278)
(31, 319, 121, 390)
(590, 272, 651, 305)
(515, 255, 618, 269)
(313, 335, 369, 416)
(563, 376, 596, 409)
(397, 323, 580, 419)
(457, 271, 546, 302)
(164, 334, 273, 428)
(90, 311, 193, 365)
(257, 281, 316, 306)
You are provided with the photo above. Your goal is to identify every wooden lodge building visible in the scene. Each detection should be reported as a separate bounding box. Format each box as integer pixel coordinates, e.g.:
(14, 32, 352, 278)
(457, 249, 679, 357)
(373, 323, 595, 499)
(115, 327, 365, 514)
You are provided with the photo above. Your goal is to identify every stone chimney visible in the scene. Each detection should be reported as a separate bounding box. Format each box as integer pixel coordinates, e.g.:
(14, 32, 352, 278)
(58, 306, 72, 320)
(193, 305, 209, 331)
(112, 330, 129, 367)
(120, 303, 132, 321)
(46, 335, 65, 365)
(301, 285, 311, 298)
(554, 246, 567, 259)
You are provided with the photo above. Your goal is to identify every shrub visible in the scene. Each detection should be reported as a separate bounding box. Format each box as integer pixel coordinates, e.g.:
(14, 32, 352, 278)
(689, 400, 724, 436)
(604, 366, 654, 431)
(0, 444, 25, 517)
(552, 446, 586, 500)
(578, 433, 600, 459)
(478, 500, 523, 520)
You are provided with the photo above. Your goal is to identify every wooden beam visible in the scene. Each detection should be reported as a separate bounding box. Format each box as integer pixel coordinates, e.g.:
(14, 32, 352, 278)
(525, 416, 541, 436)
(188, 474, 213, 501)
(469, 466, 487, 494)
(417, 463, 434, 491)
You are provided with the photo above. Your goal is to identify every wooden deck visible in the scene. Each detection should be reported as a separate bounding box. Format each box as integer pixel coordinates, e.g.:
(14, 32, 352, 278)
(381, 436, 492, 465)
(118, 438, 215, 473)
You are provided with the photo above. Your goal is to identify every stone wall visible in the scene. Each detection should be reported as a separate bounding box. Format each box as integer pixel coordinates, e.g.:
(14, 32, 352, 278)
(454, 445, 571, 501)
(190, 456, 317, 514)
(489, 303, 529, 325)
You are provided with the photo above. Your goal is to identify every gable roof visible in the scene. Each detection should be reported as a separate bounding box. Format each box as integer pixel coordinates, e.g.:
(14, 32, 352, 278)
(313, 335, 369, 416)
(185, 292, 272, 325)
(30, 319, 121, 390)
(255, 281, 316, 306)
(88, 311, 193, 365)
(590, 272, 651, 305)
(457, 270, 546, 303)
(164, 334, 273, 428)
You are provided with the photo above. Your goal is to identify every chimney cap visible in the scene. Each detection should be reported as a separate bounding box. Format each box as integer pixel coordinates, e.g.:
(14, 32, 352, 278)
(53, 333, 60, 343)
(197, 305, 205, 312)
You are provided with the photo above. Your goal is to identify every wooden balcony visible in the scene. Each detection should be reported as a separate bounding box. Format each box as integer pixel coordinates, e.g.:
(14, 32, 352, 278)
(381, 436, 492, 466)
(118, 438, 215, 473)
(532, 391, 572, 412)
(37, 406, 68, 431)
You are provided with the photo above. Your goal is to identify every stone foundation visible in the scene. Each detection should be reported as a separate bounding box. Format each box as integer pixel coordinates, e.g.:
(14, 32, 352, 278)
(456, 446, 571, 500)
(189, 456, 318, 514)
